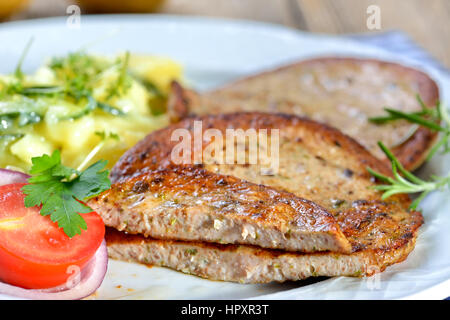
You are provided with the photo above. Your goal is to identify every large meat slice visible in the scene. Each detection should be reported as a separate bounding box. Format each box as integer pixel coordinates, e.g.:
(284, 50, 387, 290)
(106, 196, 423, 283)
(108, 112, 408, 210)
(90, 113, 422, 260)
(168, 57, 439, 171)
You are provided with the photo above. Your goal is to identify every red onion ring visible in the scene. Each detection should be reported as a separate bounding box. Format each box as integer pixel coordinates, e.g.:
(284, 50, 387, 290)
(0, 240, 108, 300)
(0, 168, 30, 186)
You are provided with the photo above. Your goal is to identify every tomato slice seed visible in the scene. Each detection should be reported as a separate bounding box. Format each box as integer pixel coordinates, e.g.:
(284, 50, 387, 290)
(0, 217, 25, 230)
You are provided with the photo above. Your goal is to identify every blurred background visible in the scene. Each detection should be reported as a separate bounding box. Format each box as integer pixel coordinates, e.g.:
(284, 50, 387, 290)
(0, 0, 449, 68)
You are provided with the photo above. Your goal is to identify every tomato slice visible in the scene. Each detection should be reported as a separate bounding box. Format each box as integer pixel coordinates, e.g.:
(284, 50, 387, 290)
(0, 183, 105, 289)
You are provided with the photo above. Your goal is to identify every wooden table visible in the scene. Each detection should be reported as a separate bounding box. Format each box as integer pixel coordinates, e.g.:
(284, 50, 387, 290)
(9, 0, 450, 68)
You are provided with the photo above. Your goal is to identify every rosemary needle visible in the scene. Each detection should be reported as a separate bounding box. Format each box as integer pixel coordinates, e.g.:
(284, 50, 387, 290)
(367, 141, 450, 210)
(369, 95, 450, 160)
(368, 95, 450, 209)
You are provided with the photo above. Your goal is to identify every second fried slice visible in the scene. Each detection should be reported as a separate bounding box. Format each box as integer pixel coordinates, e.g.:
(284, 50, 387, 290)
(90, 166, 352, 253)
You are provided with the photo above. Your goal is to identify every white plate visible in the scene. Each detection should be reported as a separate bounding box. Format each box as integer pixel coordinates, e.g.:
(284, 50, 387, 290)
(0, 14, 449, 300)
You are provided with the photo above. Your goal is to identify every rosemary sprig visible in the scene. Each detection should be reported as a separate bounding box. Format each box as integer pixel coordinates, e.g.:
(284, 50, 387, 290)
(367, 142, 450, 210)
(369, 95, 437, 124)
(369, 95, 450, 160)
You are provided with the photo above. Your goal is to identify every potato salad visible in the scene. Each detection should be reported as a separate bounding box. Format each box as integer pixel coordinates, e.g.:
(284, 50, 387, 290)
(0, 49, 182, 171)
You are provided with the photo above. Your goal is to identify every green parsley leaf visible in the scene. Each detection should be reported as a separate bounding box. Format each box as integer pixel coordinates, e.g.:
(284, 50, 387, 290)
(29, 149, 61, 174)
(70, 160, 110, 200)
(40, 189, 91, 237)
(22, 150, 111, 238)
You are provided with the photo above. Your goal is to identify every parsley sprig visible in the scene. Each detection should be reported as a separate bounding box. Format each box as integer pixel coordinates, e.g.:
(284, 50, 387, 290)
(21, 150, 111, 238)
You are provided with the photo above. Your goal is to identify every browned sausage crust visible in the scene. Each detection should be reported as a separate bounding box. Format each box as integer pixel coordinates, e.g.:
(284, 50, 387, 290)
(105, 203, 422, 283)
(89, 112, 423, 282)
(110, 112, 409, 209)
(168, 57, 439, 171)
(91, 166, 352, 253)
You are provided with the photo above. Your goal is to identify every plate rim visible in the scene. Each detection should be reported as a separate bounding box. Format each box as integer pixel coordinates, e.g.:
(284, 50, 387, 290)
(0, 14, 449, 300)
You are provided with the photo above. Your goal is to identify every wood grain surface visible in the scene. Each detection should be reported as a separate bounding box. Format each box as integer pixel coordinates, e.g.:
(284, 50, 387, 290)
(6, 0, 450, 68)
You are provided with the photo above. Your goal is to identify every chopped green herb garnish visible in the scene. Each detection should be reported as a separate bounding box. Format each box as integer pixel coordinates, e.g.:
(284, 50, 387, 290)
(95, 130, 120, 141)
(132, 73, 165, 98)
(331, 199, 346, 209)
(353, 269, 363, 277)
(0, 133, 24, 141)
(20, 86, 65, 96)
(59, 96, 125, 121)
(21, 150, 111, 238)
(185, 248, 198, 256)
(0, 111, 42, 131)
(106, 51, 131, 100)
(130, 73, 167, 115)
(14, 37, 34, 80)
(5, 48, 131, 121)
(96, 101, 125, 116)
